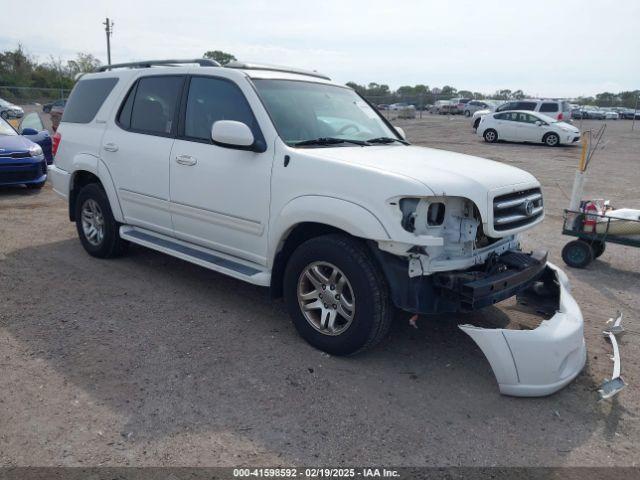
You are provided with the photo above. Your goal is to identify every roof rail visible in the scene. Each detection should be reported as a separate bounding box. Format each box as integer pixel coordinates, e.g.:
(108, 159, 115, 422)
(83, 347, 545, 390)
(97, 58, 220, 72)
(225, 60, 331, 81)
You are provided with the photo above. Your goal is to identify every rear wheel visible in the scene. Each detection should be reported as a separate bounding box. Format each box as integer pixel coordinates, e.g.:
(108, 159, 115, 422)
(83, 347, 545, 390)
(562, 240, 593, 268)
(283, 234, 392, 356)
(591, 240, 606, 258)
(464, 110, 471, 117)
(543, 132, 560, 147)
(74, 183, 128, 258)
(483, 129, 498, 143)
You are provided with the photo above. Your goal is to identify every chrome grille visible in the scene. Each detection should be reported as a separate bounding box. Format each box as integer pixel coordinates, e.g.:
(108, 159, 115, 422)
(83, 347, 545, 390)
(493, 188, 543, 231)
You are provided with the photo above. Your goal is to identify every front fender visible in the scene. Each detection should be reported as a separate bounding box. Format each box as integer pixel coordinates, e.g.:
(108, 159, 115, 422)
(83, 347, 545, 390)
(269, 195, 390, 261)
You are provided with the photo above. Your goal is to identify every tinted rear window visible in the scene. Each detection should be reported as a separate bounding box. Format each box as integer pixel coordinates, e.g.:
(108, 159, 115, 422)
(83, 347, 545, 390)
(515, 102, 537, 110)
(62, 77, 118, 123)
(539, 102, 558, 112)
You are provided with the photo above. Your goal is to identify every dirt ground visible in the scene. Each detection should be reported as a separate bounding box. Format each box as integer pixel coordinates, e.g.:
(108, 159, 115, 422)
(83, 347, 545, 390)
(0, 111, 638, 467)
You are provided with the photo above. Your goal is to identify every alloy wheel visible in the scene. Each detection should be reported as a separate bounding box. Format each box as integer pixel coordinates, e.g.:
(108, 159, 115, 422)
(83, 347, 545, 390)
(81, 198, 105, 246)
(297, 261, 355, 336)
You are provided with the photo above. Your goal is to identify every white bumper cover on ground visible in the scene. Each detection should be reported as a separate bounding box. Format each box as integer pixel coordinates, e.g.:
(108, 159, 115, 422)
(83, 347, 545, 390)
(460, 262, 586, 397)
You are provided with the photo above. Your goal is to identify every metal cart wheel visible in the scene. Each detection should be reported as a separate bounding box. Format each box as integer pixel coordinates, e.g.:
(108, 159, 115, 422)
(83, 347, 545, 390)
(562, 240, 594, 268)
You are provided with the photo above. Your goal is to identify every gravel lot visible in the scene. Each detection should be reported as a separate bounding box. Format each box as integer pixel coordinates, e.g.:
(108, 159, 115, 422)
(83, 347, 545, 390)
(1, 112, 639, 467)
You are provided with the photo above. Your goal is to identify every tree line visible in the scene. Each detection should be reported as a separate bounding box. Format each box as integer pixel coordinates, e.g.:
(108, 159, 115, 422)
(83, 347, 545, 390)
(1, 46, 637, 108)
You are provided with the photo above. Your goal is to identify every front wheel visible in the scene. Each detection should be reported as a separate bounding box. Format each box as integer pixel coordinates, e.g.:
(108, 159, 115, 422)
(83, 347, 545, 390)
(562, 240, 593, 268)
(543, 132, 560, 147)
(75, 183, 128, 258)
(283, 234, 392, 356)
(483, 129, 498, 143)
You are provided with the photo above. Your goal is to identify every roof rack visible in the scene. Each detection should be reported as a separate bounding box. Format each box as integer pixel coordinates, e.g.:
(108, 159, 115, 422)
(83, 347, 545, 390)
(97, 58, 220, 72)
(225, 60, 331, 81)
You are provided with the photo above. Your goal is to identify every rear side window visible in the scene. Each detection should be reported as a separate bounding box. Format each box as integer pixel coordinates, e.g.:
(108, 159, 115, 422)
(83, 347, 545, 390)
(539, 102, 558, 112)
(515, 101, 537, 110)
(183, 76, 259, 141)
(62, 77, 118, 123)
(129, 76, 184, 135)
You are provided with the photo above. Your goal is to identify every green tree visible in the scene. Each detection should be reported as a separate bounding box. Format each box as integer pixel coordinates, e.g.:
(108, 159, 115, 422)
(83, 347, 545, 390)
(203, 50, 237, 65)
(66, 53, 102, 76)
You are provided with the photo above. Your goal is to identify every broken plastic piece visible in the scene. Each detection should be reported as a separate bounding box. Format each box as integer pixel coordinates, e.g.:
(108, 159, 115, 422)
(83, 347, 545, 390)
(599, 313, 626, 400)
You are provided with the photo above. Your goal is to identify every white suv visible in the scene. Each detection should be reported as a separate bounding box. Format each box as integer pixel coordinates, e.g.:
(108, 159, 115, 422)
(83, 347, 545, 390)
(49, 59, 585, 396)
(472, 99, 573, 130)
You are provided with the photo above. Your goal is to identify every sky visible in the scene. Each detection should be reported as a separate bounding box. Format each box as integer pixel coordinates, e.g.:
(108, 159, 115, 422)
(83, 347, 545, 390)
(1, 0, 638, 98)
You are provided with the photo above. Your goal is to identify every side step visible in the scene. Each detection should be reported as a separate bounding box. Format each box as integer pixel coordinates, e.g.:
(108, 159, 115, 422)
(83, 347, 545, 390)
(119, 226, 271, 286)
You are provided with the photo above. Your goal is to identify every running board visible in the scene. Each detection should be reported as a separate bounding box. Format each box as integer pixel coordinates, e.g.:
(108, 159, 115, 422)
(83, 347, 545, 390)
(119, 226, 271, 286)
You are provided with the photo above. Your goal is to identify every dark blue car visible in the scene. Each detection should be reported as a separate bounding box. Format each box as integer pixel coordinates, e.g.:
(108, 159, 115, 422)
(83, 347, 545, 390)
(0, 115, 48, 189)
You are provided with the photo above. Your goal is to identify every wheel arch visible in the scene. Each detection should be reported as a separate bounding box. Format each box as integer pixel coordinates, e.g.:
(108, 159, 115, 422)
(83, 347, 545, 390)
(68, 155, 123, 223)
(268, 196, 391, 298)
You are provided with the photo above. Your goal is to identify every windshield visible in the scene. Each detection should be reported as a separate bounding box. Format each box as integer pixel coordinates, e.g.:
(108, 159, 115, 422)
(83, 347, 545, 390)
(253, 79, 399, 146)
(0, 117, 17, 136)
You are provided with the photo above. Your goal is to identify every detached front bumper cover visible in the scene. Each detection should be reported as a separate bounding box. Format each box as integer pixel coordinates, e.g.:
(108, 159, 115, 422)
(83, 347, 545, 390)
(460, 262, 587, 397)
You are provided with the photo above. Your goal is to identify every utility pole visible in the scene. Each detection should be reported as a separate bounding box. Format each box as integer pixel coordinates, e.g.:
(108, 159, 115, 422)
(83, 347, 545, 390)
(103, 18, 114, 65)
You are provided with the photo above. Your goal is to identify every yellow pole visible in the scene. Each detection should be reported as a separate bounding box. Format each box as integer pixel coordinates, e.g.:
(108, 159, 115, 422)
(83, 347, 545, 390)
(579, 134, 588, 172)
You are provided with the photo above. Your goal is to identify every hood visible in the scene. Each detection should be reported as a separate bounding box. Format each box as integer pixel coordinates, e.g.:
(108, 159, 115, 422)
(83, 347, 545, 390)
(556, 122, 579, 132)
(304, 145, 538, 199)
(0, 134, 35, 154)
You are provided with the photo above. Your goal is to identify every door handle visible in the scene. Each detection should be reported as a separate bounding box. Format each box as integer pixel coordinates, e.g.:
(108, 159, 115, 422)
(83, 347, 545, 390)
(103, 142, 119, 152)
(175, 154, 197, 166)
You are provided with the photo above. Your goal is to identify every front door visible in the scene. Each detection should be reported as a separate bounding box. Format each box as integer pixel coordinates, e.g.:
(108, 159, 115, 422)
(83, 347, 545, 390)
(169, 76, 273, 265)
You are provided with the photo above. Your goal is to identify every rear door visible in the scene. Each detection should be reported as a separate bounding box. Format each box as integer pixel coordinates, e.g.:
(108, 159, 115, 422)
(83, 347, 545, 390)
(101, 75, 185, 236)
(493, 112, 517, 139)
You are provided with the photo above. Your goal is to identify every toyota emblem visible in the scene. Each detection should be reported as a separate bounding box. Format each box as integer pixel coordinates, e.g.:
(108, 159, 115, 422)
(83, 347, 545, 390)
(523, 200, 534, 216)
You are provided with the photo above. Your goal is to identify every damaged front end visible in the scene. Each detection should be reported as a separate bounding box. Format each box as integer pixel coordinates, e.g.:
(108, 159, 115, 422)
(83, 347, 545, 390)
(372, 195, 586, 396)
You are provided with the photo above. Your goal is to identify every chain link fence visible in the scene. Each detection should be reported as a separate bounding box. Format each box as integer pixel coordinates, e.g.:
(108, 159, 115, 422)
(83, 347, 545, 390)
(0, 86, 71, 106)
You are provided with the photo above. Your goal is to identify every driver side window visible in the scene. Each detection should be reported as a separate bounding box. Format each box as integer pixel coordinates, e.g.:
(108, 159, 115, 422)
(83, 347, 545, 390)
(183, 76, 260, 142)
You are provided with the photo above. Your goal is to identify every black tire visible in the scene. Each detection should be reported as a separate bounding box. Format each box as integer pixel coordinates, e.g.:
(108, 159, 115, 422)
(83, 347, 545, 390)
(74, 183, 128, 258)
(591, 240, 606, 258)
(464, 110, 471, 117)
(283, 234, 392, 356)
(26, 181, 45, 189)
(483, 128, 498, 143)
(561, 240, 593, 268)
(543, 132, 560, 147)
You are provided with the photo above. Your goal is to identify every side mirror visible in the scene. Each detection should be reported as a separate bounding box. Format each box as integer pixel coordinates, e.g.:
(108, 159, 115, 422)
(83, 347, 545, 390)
(394, 126, 406, 140)
(211, 120, 255, 150)
(21, 127, 39, 136)
(534, 121, 542, 126)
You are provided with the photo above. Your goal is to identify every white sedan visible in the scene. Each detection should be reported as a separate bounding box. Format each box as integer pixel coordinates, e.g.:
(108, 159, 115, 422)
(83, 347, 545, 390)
(477, 110, 581, 146)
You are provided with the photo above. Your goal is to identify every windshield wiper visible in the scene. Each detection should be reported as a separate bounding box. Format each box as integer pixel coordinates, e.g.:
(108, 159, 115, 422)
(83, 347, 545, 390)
(290, 137, 370, 147)
(366, 136, 409, 145)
